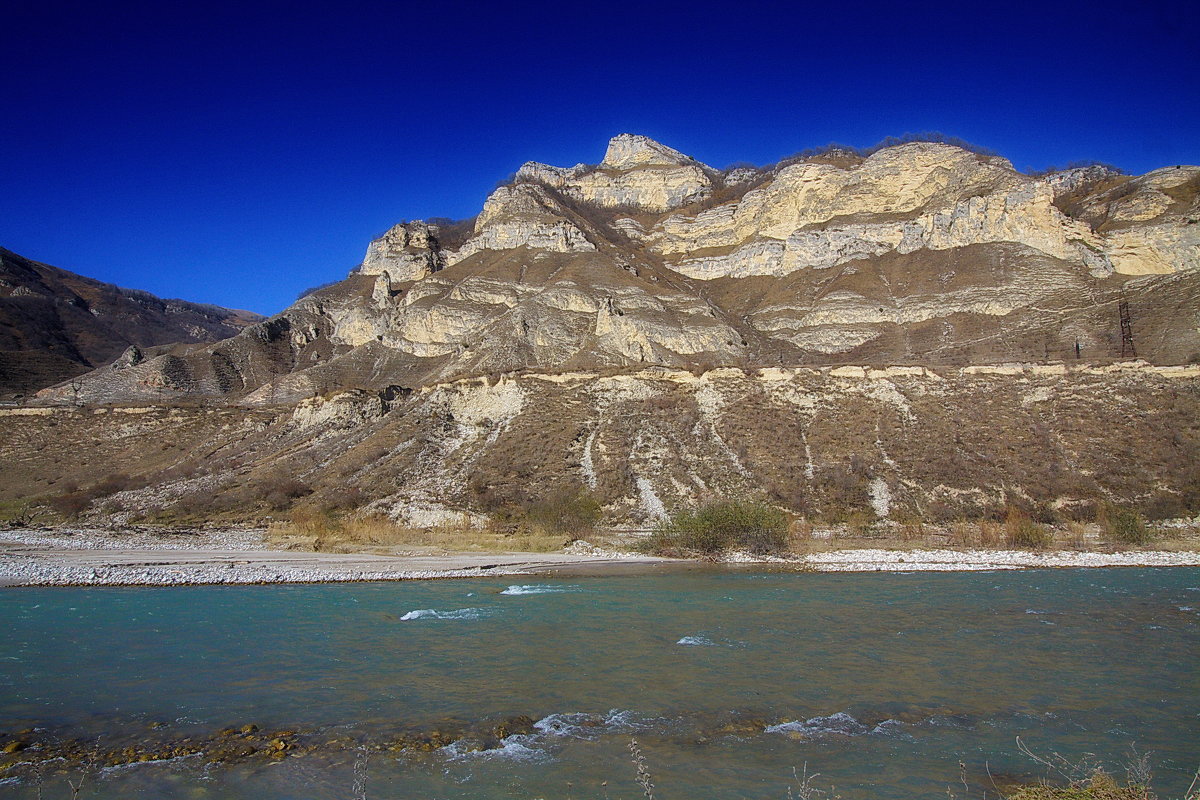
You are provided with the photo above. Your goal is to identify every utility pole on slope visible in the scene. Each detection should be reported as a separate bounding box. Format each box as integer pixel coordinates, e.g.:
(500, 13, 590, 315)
(1118, 298, 1136, 359)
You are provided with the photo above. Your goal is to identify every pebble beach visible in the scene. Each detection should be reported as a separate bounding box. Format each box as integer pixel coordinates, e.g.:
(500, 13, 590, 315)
(3, 527, 1199, 587)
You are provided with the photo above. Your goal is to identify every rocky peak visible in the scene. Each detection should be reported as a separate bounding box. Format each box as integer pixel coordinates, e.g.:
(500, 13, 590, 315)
(515, 161, 589, 186)
(505, 135, 715, 213)
(358, 221, 444, 282)
(601, 134, 699, 170)
(476, 183, 566, 227)
(1037, 164, 1123, 203)
(452, 183, 596, 259)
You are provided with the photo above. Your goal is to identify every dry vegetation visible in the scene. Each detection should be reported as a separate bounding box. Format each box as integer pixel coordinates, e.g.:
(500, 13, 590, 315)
(620, 737, 1197, 800)
(267, 506, 579, 554)
(646, 498, 789, 556)
(1, 367, 1198, 557)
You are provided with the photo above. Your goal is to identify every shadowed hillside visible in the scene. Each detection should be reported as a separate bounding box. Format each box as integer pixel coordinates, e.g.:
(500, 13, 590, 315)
(0, 247, 262, 398)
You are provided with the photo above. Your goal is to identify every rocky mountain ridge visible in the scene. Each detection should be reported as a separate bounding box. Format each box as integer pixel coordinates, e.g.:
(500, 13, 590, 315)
(38, 133, 1199, 407)
(0, 248, 261, 398)
(8, 134, 1200, 526)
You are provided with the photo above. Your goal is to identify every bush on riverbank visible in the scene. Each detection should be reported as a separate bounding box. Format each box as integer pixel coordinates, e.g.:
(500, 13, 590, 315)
(1005, 507, 1053, 550)
(646, 499, 789, 556)
(1100, 504, 1152, 546)
(523, 488, 602, 538)
(1004, 738, 1193, 800)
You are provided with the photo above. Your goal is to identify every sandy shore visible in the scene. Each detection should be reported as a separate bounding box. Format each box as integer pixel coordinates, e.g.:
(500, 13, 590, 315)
(2, 527, 1198, 586)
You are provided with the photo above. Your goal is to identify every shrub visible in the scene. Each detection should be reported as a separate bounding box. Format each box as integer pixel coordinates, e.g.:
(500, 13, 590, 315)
(1140, 493, 1185, 522)
(524, 489, 602, 539)
(1005, 507, 1053, 550)
(93, 473, 134, 496)
(1100, 504, 1152, 546)
(257, 477, 313, 510)
(843, 508, 880, 538)
(46, 492, 91, 518)
(168, 490, 240, 520)
(977, 519, 1003, 547)
(43, 472, 137, 519)
(321, 486, 367, 512)
(647, 499, 789, 556)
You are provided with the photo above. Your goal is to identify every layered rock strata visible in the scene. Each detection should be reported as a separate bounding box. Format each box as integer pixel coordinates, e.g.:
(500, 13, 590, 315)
(31, 133, 1200, 411)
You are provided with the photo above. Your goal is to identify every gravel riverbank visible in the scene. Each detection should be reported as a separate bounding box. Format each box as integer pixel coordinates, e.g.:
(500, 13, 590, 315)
(2, 528, 1198, 587)
(0, 527, 668, 587)
(801, 547, 1200, 571)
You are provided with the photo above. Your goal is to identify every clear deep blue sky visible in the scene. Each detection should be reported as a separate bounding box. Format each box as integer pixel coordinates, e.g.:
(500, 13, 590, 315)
(2, 0, 1197, 315)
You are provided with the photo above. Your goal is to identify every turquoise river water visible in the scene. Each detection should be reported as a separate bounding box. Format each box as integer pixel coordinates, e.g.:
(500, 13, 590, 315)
(1, 568, 1198, 799)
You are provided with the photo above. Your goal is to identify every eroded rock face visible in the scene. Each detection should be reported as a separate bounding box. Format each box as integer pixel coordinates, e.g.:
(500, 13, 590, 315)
(452, 184, 596, 259)
(358, 222, 444, 282)
(10, 365, 1200, 527)
(601, 133, 697, 169)
(517, 134, 715, 212)
(648, 145, 1105, 278)
(35, 134, 1200, 407)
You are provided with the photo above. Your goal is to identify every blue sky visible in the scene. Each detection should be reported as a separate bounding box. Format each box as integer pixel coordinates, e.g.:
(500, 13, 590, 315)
(2, 0, 1197, 315)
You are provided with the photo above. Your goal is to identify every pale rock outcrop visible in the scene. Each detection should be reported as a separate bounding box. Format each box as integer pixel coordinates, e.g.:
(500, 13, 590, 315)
(449, 184, 595, 260)
(592, 291, 742, 362)
(650, 143, 1022, 256)
(331, 307, 386, 348)
(371, 274, 392, 307)
(358, 222, 443, 282)
(723, 167, 761, 187)
(568, 164, 713, 212)
(639, 144, 1198, 281)
(291, 391, 384, 431)
(382, 304, 496, 358)
(513, 134, 715, 212)
(600, 134, 697, 169)
(670, 180, 1109, 278)
(1069, 165, 1199, 228)
(766, 325, 882, 354)
(1042, 164, 1123, 198)
(1107, 190, 1173, 223)
(1106, 222, 1200, 275)
(1139, 165, 1200, 192)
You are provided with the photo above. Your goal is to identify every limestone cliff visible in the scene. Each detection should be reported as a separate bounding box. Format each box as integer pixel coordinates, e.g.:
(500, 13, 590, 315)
(36, 134, 1200, 408)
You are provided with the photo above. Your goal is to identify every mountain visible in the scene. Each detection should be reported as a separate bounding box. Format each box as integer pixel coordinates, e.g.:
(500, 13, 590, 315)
(0, 248, 262, 398)
(7, 134, 1198, 527)
(37, 134, 1200, 407)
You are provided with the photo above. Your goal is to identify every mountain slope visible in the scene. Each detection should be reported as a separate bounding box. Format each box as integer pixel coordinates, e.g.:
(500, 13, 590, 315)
(0, 248, 262, 397)
(35, 134, 1200, 409)
(4, 363, 1198, 526)
(10, 134, 1200, 527)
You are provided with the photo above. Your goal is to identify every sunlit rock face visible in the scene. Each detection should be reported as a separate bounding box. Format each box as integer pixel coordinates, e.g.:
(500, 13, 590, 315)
(358, 221, 443, 282)
(39, 133, 1200, 407)
(516, 133, 715, 212)
(644, 144, 1198, 281)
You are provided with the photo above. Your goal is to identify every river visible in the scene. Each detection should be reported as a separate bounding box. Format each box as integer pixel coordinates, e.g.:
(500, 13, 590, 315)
(1, 568, 1197, 799)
